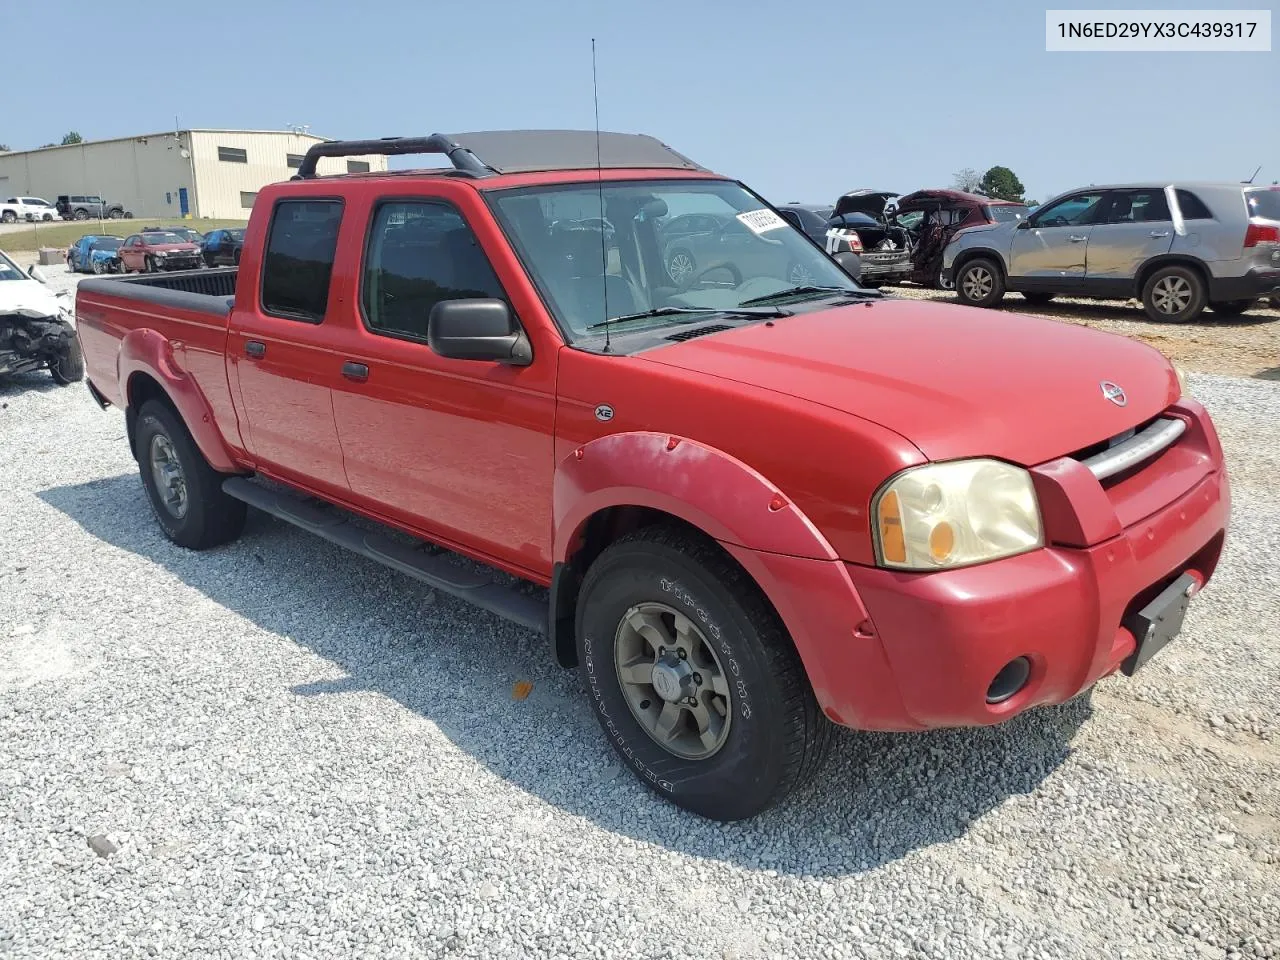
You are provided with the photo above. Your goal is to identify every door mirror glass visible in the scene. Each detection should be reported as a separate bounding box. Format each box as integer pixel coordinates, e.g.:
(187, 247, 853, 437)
(428, 299, 531, 365)
(1016, 219, 1031, 230)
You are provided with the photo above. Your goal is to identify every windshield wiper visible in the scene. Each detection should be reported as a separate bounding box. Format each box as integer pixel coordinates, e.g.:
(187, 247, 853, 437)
(586, 305, 789, 331)
(737, 285, 881, 306)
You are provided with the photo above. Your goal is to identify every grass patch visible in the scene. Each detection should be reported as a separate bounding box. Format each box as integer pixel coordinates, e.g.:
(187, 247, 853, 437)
(0, 218, 249, 252)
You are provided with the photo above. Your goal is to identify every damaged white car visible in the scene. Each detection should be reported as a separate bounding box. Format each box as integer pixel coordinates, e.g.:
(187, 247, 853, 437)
(0, 251, 84, 385)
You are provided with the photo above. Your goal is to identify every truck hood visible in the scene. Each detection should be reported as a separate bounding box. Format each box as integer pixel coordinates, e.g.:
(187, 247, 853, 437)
(643, 298, 1178, 465)
(0, 279, 64, 319)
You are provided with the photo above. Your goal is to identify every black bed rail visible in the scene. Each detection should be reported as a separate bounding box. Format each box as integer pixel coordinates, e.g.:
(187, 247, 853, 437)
(293, 134, 491, 180)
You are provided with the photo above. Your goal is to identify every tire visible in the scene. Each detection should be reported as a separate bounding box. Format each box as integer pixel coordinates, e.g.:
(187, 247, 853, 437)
(1022, 292, 1056, 305)
(1, 210, 15, 224)
(124, 212, 134, 219)
(92, 259, 105, 275)
(145, 255, 157, 274)
(1209, 298, 1256, 318)
(665, 248, 696, 285)
(575, 526, 832, 821)
(49, 338, 84, 385)
(108, 208, 123, 220)
(42, 213, 53, 222)
(1142, 265, 1206, 323)
(134, 399, 247, 550)
(955, 257, 1006, 308)
(73, 209, 89, 221)
(232, 249, 241, 266)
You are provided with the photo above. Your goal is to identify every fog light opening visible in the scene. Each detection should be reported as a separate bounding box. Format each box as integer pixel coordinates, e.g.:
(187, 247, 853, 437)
(986, 656, 1032, 705)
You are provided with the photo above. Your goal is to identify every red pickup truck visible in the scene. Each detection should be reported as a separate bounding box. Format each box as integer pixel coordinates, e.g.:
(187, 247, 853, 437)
(75, 131, 1230, 821)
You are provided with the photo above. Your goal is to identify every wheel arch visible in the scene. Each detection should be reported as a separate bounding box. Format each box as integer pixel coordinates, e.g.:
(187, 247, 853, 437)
(119, 330, 239, 472)
(952, 247, 1007, 279)
(549, 432, 840, 668)
(1134, 255, 1210, 300)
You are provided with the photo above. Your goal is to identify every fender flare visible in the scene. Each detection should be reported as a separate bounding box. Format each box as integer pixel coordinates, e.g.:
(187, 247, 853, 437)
(118, 328, 239, 473)
(553, 431, 838, 565)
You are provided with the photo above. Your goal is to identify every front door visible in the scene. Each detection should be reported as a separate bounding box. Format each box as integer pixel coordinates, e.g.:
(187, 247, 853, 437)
(327, 195, 558, 575)
(1083, 188, 1176, 288)
(228, 198, 351, 499)
(120, 236, 141, 271)
(1008, 191, 1106, 282)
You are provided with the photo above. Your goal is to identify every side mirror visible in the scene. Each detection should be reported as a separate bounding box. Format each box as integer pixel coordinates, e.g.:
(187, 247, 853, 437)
(27, 265, 48, 284)
(1016, 219, 1032, 230)
(427, 298, 532, 366)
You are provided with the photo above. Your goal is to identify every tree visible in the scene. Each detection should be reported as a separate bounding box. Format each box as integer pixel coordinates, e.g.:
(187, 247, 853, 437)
(979, 165, 1026, 202)
(951, 167, 982, 193)
(61, 131, 83, 145)
(0, 144, 10, 152)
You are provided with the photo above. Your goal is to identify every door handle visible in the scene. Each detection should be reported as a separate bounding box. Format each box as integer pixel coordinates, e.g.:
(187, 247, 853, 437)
(342, 361, 369, 382)
(1149, 231, 1170, 238)
(245, 340, 266, 359)
(1068, 235, 1088, 243)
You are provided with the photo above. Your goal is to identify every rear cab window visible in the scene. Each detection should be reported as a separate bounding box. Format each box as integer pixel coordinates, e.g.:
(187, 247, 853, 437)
(261, 199, 344, 323)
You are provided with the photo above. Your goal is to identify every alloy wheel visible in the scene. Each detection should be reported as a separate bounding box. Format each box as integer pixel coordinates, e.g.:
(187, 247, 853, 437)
(613, 602, 732, 760)
(149, 434, 189, 519)
(1152, 275, 1192, 315)
(962, 266, 993, 300)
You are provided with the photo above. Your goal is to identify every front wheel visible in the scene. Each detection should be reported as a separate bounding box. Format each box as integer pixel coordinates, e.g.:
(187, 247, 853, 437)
(955, 257, 1006, 308)
(576, 526, 832, 821)
(144, 255, 157, 274)
(134, 399, 247, 550)
(92, 259, 105, 275)
(49, 338, 84, 385)
(1142, 265, 1206, 323)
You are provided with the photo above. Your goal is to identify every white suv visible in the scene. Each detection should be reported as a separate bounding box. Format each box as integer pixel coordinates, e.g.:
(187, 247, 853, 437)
(2, 197, 57, 223)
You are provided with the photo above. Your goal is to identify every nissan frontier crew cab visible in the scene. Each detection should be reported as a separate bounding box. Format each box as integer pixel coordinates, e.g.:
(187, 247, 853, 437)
(75, 131, 1230, 821)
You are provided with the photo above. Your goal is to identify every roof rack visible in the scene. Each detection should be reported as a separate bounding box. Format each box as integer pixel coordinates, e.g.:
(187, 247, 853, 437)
(292, 135, 491, 180)
(292, 130, 706, 180)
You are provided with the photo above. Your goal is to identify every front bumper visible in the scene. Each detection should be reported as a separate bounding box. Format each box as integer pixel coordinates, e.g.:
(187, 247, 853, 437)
(1208, 265, 1280, 302)
(726, 401, 1229, 732)
(158, 257, 203, 271)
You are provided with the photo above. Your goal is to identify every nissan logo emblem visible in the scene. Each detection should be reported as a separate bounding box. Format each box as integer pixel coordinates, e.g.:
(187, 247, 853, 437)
(1100, 381, 1127, 407)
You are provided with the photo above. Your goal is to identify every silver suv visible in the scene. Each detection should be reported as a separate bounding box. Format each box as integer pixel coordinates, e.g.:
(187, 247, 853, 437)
(942, 183, 1280, 322)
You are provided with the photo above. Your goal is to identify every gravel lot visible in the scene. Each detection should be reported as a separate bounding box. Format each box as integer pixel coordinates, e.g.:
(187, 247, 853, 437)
(1, 269, 1277, 959)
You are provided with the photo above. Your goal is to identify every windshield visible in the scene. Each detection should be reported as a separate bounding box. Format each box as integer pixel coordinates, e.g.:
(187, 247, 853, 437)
(145, 233, 185, 244)
(988, 204, 1029, 223)
(0, 250, 25, 282)
(1246, 188, 1280, 221)
(489, 179, 861, 340)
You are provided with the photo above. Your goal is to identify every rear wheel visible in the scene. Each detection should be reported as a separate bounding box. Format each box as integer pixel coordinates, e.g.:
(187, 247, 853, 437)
(134, 399, 247, 550)
(1, 211, 15, 224)
(575, 526, 832, 821)
(73, 209, 89, 221)
(1209, 298, 1256, 317)
(1022, 292, 1056, 305)
(955, 257, 1006, 308)
(1142, 265, 1206, 323)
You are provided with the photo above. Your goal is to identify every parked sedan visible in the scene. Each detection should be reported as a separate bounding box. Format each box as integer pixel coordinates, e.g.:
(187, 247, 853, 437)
(659, 212, 817, 287)
(142, 225, 205, 245)
(68, 235, 125, 274)
(117, 232, 204, 273)
(200, 227, 246, 266)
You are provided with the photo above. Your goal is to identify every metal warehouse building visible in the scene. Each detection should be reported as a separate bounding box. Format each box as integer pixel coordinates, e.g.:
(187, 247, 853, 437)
(0, 130, 388, 220)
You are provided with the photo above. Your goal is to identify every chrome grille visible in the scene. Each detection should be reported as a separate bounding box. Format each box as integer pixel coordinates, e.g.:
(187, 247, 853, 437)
(1078, 417, 1186, 481)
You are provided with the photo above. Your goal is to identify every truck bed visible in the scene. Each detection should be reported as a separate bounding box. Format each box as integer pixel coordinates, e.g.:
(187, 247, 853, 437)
(76, 267, 240, 412)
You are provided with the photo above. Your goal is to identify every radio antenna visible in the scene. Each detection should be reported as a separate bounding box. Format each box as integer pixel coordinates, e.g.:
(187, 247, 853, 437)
(1245, 164, 1261, 184)
(592, 38, 611, 354)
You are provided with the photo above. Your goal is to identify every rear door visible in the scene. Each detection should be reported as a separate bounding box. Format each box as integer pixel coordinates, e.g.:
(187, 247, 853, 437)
(326, 190, 559, 575)
(1084, 188, 1176, 291)
(1008, 191, 1106, 282)
(227, 198, 351, 499)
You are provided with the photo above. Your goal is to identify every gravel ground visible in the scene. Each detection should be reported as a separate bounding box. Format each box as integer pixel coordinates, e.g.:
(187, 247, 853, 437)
(1, 270, 1278, 959)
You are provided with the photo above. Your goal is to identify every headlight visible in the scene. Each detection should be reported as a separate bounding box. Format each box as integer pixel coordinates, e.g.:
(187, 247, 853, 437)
(873, 459, 1043, 570)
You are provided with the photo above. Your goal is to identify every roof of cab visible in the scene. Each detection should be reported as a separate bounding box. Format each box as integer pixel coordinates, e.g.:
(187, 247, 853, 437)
(289, 130, 711, 182)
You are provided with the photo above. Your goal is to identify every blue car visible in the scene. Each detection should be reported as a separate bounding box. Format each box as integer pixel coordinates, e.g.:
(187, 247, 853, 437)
(200, 228, 245, 267)
(69, 235, 125, 274)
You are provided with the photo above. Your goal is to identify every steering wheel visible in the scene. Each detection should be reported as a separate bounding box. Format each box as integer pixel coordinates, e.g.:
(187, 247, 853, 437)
(675, 259, 743, 293)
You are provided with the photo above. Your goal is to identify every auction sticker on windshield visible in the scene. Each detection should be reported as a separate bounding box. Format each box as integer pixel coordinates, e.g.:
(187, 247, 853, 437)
(736, 209, 788, 234)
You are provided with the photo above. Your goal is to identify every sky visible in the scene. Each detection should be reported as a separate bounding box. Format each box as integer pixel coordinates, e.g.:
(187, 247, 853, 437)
(2, 0, 1276, 205)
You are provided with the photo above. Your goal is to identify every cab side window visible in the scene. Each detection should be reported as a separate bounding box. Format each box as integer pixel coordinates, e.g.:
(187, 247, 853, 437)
(1099, 189, 1170, 224)
(1032, 192, 1105, 228)
(261, 199, 344, 323)
(361, 200, 507, 342)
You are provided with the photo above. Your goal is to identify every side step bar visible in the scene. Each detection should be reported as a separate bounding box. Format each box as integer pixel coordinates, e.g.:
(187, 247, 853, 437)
(222, 477, 548, 635)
